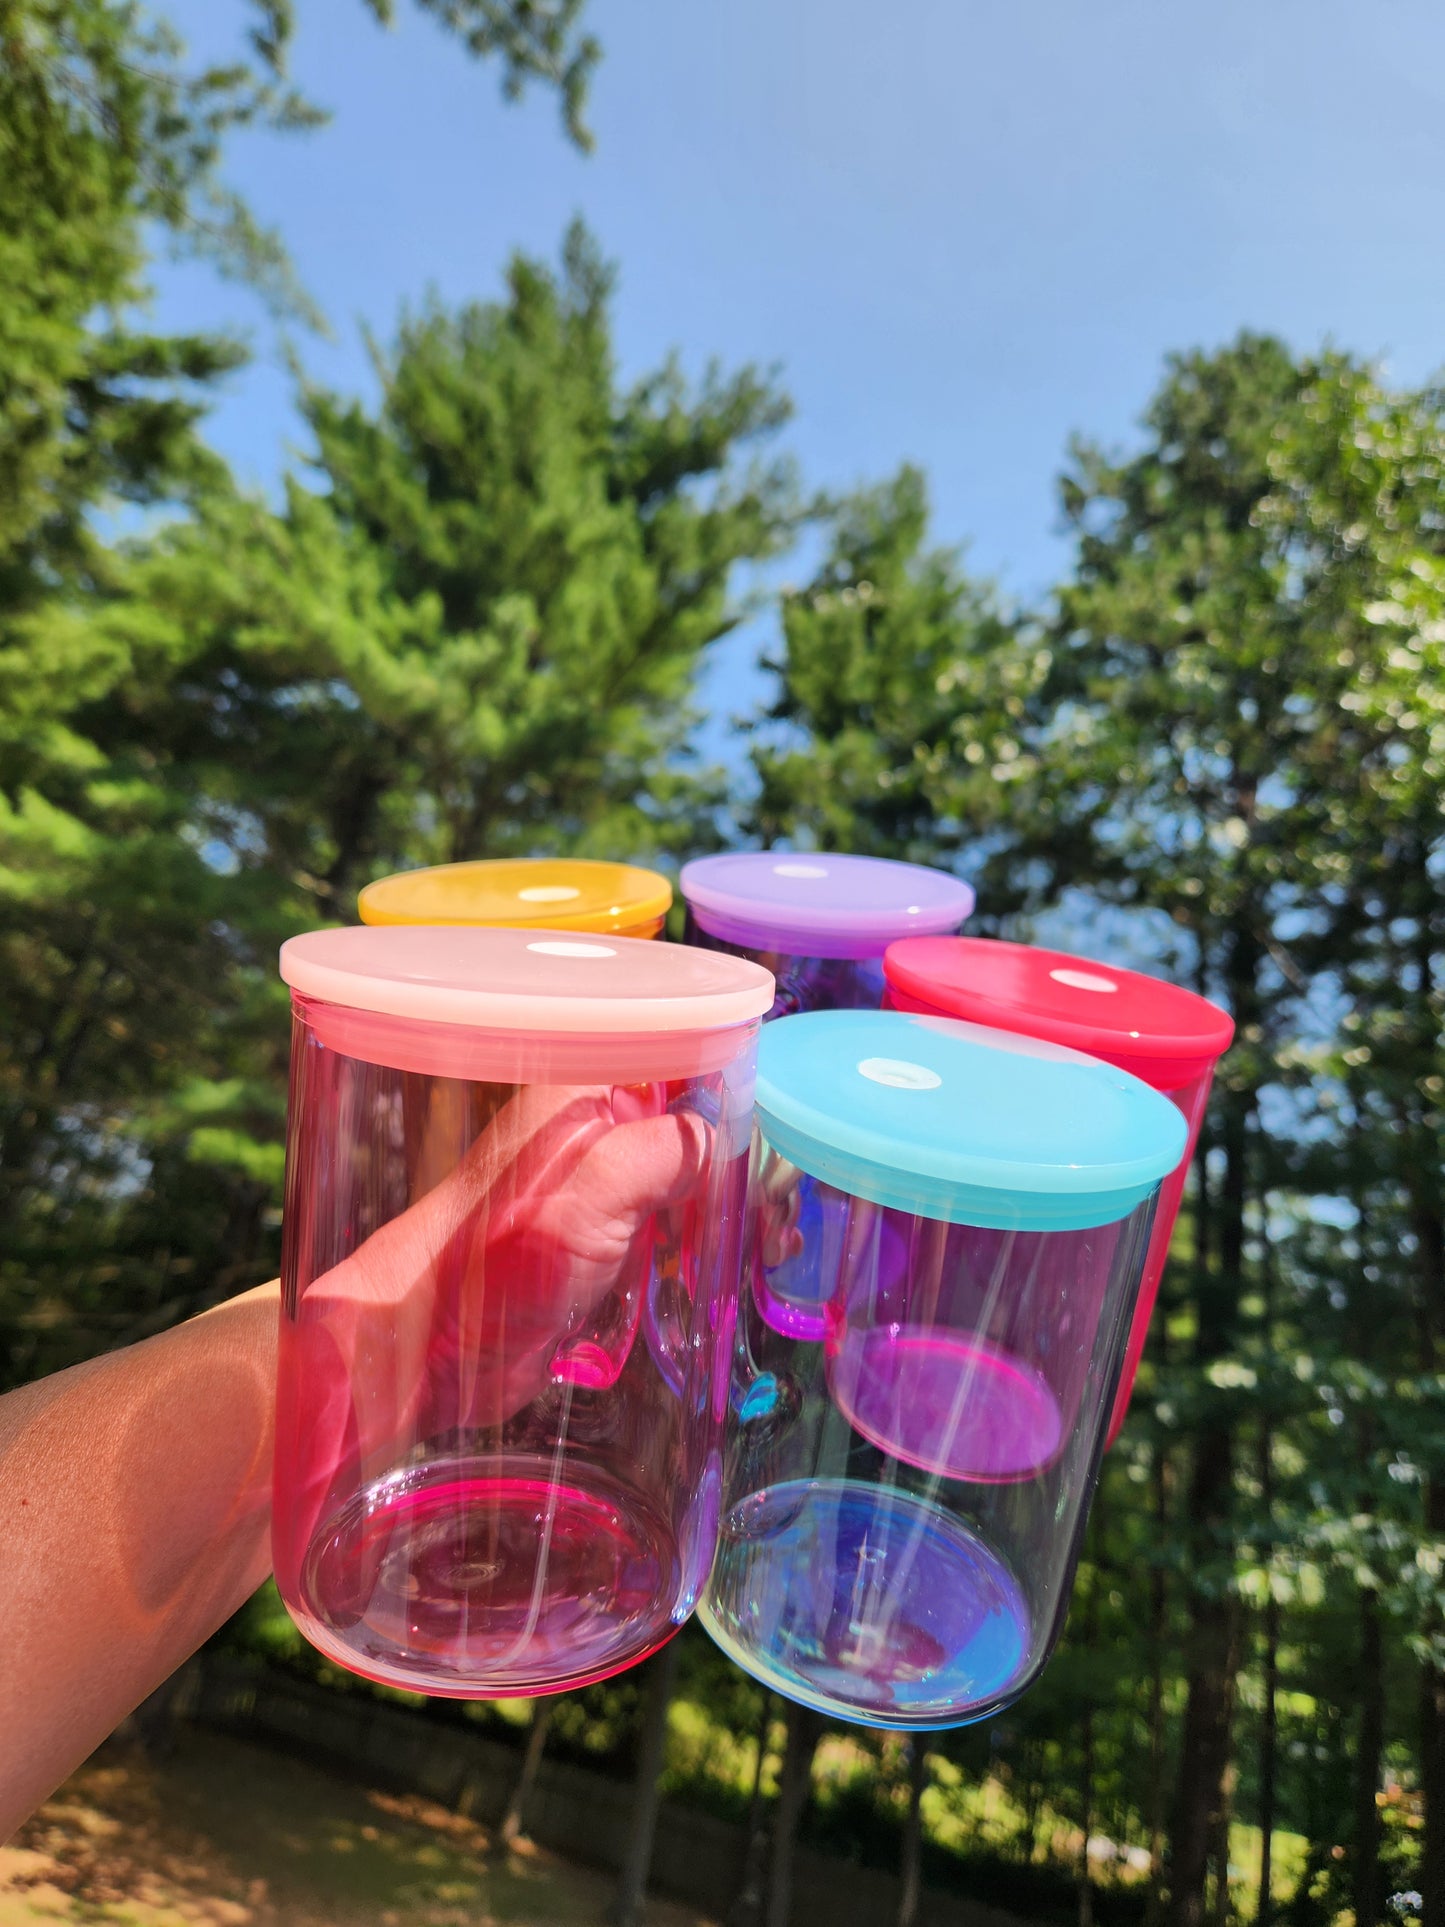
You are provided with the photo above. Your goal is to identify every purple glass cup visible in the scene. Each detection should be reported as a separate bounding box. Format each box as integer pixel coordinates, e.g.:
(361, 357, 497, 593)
(680, 854, 974, 1022)
(681, 855, 973, 1345)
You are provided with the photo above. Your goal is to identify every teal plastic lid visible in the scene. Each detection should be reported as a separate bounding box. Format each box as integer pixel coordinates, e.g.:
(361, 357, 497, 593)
(754, 1010, 1189, 1231)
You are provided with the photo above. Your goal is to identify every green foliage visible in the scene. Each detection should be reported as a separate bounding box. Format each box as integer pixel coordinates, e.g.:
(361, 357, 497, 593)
(367, 0, 601, 148)
(0, 0, 598, 603)
(0, 221, 793, 1374)
(752, 333, 1439, 1915)
(1021, 338, 1439, 1918)
(0, 0, 605, 1372)
(749, 464, 1031, 883)
(127, 223, 796, 892)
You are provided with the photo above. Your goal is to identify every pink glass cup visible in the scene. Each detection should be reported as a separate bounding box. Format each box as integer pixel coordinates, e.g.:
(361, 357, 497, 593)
(883, 938, 1233, 1444)
(272, 926, 773, 1698)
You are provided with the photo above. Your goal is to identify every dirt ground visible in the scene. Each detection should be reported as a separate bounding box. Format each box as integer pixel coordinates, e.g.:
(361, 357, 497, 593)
(0, 1729, 715, 1927)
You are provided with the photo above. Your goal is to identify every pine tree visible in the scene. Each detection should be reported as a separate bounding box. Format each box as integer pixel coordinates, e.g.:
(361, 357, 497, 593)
(750, 334, 1438, 1914)
(748, 464, 1026, 884)
(1, 222, 795, 1371)
(0, 0, 602, 1370)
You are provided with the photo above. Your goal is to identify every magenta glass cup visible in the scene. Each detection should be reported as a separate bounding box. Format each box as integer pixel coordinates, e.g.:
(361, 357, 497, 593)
(271, 925, 773, 1698)
(883, 938, 1234, 1444)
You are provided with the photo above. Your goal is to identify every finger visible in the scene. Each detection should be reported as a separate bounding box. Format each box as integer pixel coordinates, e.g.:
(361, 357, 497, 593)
(610, 1082, 666, 1126)
(449, 1084, 615, 1222)
(450, 1109, 710, 1419)
(315, 1086, 615, 1310)
(567, 1109, 711, 1232)
(761, 1220, 806, 1268)
(759, 1149, 802, 1205)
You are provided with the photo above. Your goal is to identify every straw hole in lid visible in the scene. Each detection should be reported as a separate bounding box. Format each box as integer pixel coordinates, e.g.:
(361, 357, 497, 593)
(526, 939, 617, 958)
(857, 1056, 943, 1091)
(1049, 966, 1119, 993)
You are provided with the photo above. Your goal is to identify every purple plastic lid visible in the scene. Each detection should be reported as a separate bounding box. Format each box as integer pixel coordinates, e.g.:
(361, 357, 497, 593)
(680, 852, 975, 960)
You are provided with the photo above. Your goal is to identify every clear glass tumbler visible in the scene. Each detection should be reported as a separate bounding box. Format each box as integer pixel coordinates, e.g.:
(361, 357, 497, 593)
(700, 1009, 1187, 1729)
(272, 925, 773, 1698)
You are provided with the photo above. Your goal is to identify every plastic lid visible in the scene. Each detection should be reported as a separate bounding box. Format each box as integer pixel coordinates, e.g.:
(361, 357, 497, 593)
(358, 857, 673, 937)
(680, 852, 974, 960)
(754, 1010, 1188, 1231)
(883, 937, 1234, 1089)
(280, 925, 773, 1034)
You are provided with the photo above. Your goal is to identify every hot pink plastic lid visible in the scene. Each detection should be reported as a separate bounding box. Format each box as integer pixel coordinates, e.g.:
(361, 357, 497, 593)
(280, 925, 775, 1034)
(883, 937, 1233, 1090)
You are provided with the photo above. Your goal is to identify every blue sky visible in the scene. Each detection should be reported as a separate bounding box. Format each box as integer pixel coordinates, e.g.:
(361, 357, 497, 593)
(156, 0, 1445, 744)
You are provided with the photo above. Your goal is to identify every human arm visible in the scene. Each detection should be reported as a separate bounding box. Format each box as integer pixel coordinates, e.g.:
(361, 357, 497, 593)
(0, 1280, 280, 1840)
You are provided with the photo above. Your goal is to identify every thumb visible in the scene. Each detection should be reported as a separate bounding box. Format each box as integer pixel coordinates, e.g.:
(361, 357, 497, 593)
(568, 1108, 711, 1234)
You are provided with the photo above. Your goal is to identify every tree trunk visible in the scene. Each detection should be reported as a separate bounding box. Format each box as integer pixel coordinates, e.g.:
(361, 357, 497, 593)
(1146, 1444, 1172, 1927)
(1254, 1595, 1278, 1926)
(729, 1695, 776, 1927)
(1419, 1271, 1445, 1927)
(1022, 1748, 1044, 1865)
(1208, 1764, 1235, 1927)
(323, 769, 388, 897)
(1351, 1588, 1383, 1927)
(1415, 1300, 1445, 1922)
(1078, 1701, 1095, 1927)
(1405, 842, 1445, 1927)
(1076, 1492, 1107, 1927)
(1167, 1420, 1243, 1925)
(1167, 1365, 1243, 1927)
(613, 1637, 682, 1927)
(1167, 924, 1255, 1927)
(898, 1740, 929, 1927)
(765, 1702, 825, 1927)
(499, 1699, 554, 1846)
(1253, 1324, 1279, 1927)
(1166, 1560, 1241, 1927)
(1421, 1568, 1445, 1927)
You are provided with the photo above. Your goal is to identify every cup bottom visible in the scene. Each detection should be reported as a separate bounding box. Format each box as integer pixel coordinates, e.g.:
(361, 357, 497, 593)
(700, 1477, 1030, 1727)
(292, 1452, 680, 1696)
(828, 1327, 1063, 1482)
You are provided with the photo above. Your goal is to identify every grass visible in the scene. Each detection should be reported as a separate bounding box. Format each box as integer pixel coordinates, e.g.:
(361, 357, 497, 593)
(0, 1730, 714, 1927)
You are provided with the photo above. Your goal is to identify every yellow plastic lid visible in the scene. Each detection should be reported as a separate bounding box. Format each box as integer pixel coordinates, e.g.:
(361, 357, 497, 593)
(357, 858, 673, 939)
